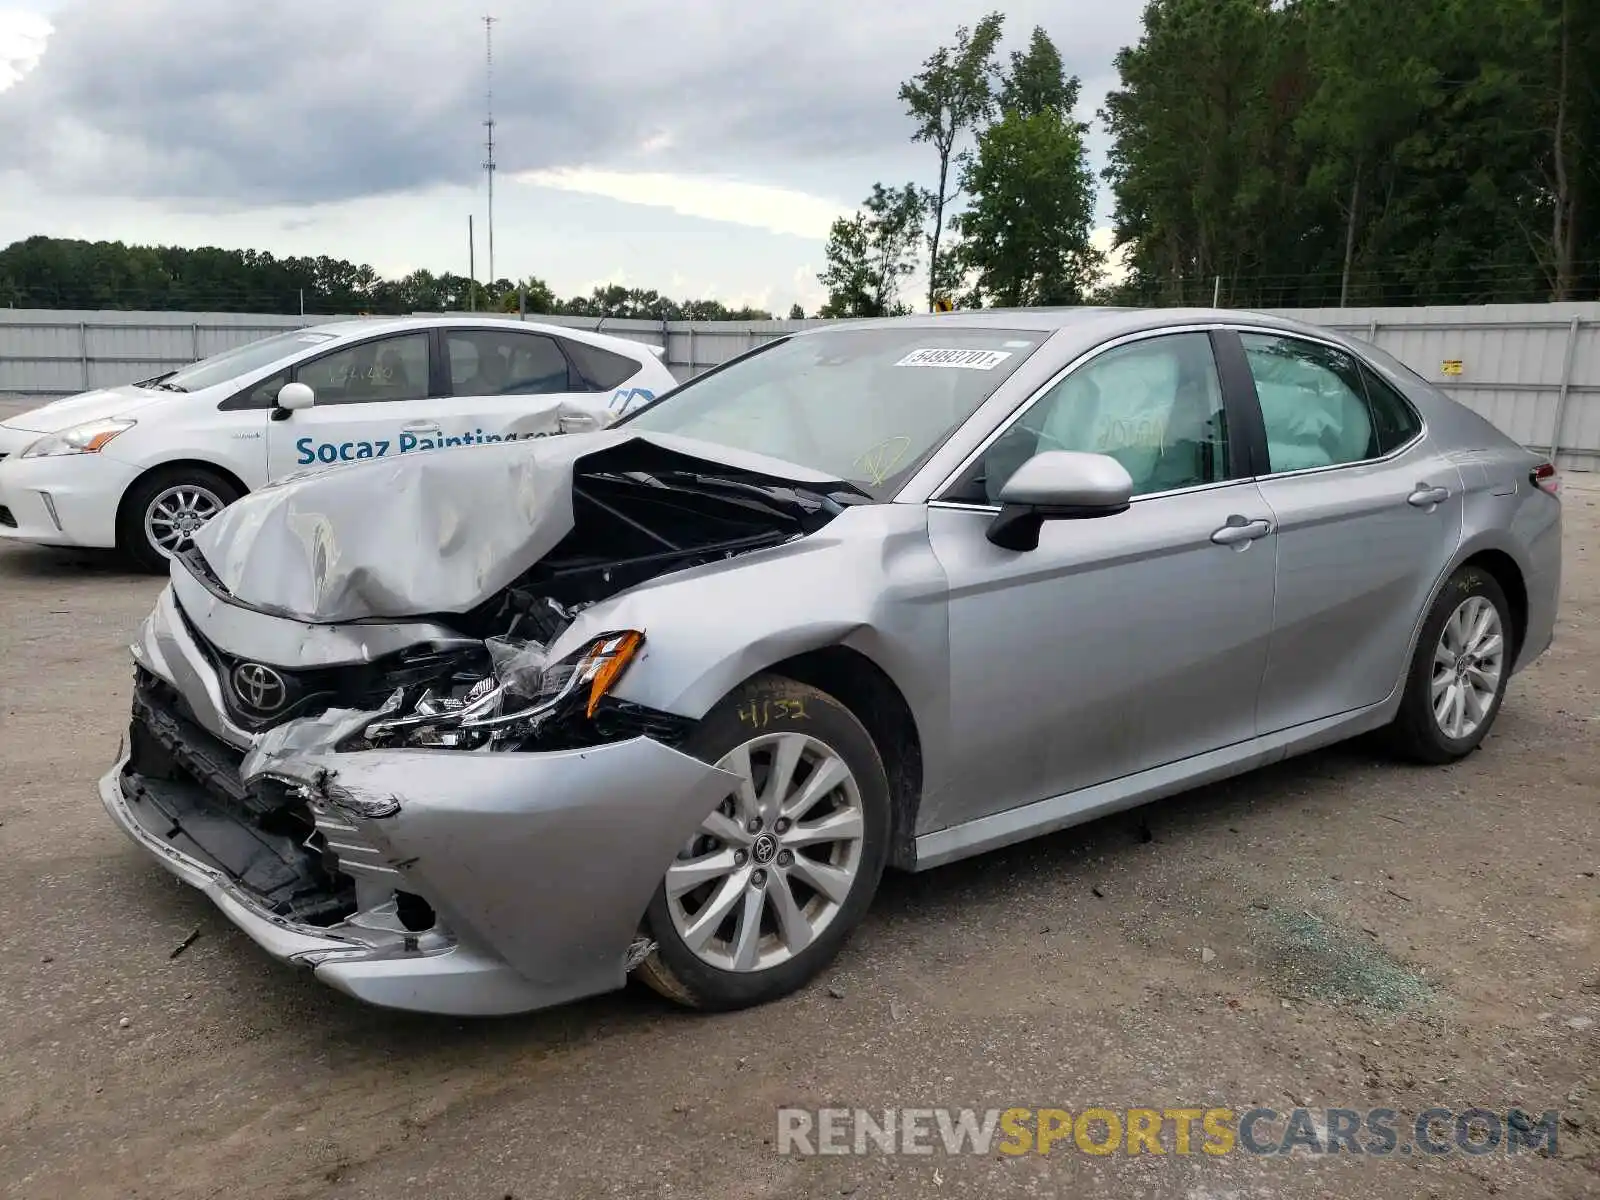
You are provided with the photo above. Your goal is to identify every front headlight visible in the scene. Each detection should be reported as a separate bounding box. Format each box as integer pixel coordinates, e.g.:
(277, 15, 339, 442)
(364, 630, 645, 747)
(20, 418, 136, 459)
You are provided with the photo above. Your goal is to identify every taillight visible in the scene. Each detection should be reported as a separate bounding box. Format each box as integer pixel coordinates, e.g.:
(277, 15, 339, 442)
(1531, 462, 1559, 495)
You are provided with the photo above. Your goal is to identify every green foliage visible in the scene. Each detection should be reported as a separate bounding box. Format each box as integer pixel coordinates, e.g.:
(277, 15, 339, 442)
(998, 26, 1079, 119)
(1102, 0, 1600, 305)
(899, 12, 1006, 310)
(956, 28, 1101, 307)
(0, 237, 774, 319)
(817, 184, 929, 317)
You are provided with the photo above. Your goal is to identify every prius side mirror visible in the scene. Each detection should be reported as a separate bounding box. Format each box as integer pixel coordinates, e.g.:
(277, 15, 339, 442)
(272, 382, 315, 421)
(986, 450, 1134, 551)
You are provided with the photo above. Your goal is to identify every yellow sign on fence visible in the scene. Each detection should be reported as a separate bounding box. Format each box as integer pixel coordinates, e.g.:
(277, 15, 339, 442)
(1440, 359, 1464, 376)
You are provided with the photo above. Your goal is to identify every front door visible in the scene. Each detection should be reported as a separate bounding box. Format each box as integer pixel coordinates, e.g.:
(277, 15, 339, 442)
(265, 331, 439, 479)
(1231, 329, 1465, 731)
(927, 330, 1279, 827)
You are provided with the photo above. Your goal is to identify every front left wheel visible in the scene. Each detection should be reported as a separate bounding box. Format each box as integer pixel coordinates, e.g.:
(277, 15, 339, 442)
(118, 466, 241, 573)
(636, 674, 892, 1012)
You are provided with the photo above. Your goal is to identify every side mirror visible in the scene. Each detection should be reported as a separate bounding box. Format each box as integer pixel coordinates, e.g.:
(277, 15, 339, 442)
(986, 451, 1134, 551)
(272, 381, 315, 421)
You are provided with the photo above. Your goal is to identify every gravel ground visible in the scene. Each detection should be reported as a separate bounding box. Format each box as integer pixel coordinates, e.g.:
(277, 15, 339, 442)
(0, 475, 1595, 1199)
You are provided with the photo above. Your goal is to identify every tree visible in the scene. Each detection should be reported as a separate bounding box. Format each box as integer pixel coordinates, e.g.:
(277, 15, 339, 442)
(899, 12, 1005, 311)
(1100, 0, 1600, 306)
(817, 184, 929, 317)
(999, 25, 1076, 117)
(956, 28, 1101, 307)
(0, 237, 777, 317)
(1102, 0, 1311, 307)
(787, 303, 806, 320)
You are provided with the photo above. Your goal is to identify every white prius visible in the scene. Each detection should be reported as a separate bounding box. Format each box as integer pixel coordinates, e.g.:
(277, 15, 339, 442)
(0, 316, 676, 570)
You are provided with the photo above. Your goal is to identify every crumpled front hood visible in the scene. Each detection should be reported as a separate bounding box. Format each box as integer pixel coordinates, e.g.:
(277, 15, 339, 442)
(1, 384, 170, 433)
(190, 429, 853, 624)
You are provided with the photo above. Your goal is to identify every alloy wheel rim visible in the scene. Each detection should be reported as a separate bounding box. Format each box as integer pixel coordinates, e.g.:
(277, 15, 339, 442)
(1432, 595, 1505, 740)
(665, 731, 864, 973)
(144, 484, 224, 556)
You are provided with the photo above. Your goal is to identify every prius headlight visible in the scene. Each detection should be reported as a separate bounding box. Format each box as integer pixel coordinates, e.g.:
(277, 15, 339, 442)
(364, 631, 645, 747)
(20, 418, 137, 459)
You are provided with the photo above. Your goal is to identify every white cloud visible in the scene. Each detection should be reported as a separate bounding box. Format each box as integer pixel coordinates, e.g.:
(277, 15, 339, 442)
(514, 168, 844, 241)
(0, 9, 51, 92)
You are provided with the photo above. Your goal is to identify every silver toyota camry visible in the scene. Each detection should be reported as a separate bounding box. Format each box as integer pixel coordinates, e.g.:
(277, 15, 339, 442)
(100, 308, 1563, 1016)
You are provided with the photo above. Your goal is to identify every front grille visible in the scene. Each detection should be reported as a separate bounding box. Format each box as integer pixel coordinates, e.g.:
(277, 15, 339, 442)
(131, 673, 257, 812)
(127, 668, 358, 924)
(170, 592, 485, 733)
(0, 505, 13, 529)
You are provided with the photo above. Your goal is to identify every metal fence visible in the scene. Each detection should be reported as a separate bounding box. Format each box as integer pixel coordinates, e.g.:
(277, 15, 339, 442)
(3, 303, 1597, 470)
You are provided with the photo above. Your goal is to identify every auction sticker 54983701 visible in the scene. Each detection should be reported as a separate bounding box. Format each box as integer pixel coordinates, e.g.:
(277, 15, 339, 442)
(894, 348, 1014, 370)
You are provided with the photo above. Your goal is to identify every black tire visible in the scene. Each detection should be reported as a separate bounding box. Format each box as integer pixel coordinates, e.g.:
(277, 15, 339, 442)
(1387, 565, 1514, 764)
(117, 466, 241, 574)
(636, 673, 891, 1012)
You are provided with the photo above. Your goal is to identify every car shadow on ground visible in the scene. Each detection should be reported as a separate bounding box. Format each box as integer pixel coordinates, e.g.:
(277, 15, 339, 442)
(0, 542, 144, 579)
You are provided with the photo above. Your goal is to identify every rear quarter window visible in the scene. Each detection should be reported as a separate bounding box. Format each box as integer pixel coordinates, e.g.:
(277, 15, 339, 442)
(562, 339, 642, 390)
(1359, 362, 1424, 454)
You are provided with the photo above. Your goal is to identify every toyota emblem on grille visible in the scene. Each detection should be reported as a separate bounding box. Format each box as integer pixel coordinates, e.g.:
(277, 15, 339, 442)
(231, 662, 288, 713)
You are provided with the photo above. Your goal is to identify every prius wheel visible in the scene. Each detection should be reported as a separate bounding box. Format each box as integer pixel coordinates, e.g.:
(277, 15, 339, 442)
(637, 674, 891, 1011)
(119, 466, 241, 573)
(1388, 566, 1513, 763)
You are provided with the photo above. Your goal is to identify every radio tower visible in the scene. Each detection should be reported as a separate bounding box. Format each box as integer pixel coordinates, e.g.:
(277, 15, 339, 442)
(482, 14, 498, 289)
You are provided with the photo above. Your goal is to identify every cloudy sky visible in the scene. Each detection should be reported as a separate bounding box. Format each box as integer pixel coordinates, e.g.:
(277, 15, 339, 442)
(0, 0, 1142, 313)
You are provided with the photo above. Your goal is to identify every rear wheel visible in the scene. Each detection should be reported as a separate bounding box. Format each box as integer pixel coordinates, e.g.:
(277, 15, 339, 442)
(118, 467, 240, 573)
(636, 674, 891, 1011)
(1388, 565, 1513, 763)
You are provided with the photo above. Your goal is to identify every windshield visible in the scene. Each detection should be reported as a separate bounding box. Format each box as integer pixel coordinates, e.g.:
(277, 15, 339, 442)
(151, 329, 339, 393)
(623, 326, 1048, 497)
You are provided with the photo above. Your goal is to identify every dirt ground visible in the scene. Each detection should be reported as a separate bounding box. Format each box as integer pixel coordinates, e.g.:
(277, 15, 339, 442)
(0, 460, 1595, 1199)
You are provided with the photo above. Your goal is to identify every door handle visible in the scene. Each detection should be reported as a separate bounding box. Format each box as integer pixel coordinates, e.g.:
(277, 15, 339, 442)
(401, 421, 441, 432)
(1211, 517, 1273, 546)
(1407, 484, 1450, 508)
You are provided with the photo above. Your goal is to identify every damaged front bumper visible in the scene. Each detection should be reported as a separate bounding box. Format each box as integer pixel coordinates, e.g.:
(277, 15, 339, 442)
(104, 584, 736, 1017)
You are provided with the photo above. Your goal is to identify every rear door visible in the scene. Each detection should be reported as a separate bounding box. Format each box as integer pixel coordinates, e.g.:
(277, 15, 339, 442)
(440, 326, 651, 439)
(265, 331, 440, 478)
(1228, 329, 1464, 731)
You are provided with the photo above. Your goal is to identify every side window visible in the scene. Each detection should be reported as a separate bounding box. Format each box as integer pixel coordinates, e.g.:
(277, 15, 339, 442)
(295, 334, 430, 405)
(445, 329, 571, 397)
(1359, 362, 1423, 454)
(1240, 333, 1378, 472)
(562, 338, 642, 390)
(221, 369, 287, 411)
(949, 332, 1231, 503)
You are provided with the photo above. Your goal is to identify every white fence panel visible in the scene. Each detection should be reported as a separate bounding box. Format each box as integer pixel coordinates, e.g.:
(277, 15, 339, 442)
(3, 304, 1598, 469)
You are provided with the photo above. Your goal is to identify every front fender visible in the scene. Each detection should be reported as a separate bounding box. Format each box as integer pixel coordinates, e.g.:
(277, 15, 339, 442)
(548, 504, 956, 809)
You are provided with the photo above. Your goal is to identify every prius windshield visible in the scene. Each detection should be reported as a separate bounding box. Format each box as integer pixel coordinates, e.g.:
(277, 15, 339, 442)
(150, 329, 339, 393)
(623, 326, 1048, 498)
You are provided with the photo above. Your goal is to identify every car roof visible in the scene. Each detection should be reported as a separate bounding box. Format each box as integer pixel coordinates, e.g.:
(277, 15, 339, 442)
(297, 315, 657, 358)
(802, 306, 1353, 343)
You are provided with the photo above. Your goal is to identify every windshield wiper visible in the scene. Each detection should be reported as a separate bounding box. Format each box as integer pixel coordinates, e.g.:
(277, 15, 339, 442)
(155, 381, 189, 392)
